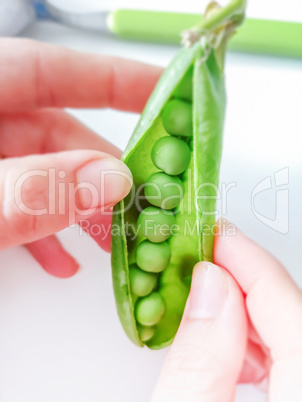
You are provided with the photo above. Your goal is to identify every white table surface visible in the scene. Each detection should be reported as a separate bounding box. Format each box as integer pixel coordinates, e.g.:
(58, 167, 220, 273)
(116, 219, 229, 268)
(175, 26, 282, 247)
(0, 1, 301, 401)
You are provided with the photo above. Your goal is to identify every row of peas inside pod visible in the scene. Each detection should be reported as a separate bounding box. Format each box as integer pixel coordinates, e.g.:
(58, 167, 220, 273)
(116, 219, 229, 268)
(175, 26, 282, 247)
(129, 67, 194, 343)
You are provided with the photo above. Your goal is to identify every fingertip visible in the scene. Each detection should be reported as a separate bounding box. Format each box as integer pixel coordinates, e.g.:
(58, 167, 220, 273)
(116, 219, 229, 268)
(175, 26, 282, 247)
(191, 261, 227, 290)
(255, 377, 269, 393)
(238, 340, 269, 384)
(188, 261, 228, 320)
(26, 235, 80, 279)
(45, 253, 80, 279)
(76, 157, 133, 210)
(215, 218, 239, 241)
(213, 218, 246, 271)
(46, 259, 80, 279)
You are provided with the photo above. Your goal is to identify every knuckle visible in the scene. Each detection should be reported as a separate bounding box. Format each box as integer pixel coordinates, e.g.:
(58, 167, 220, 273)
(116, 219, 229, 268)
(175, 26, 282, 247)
(1, 38, 55, 108)
(1, 166, 48, 239)
(33, 47, 48, 108)
(6, 204, 38, 240)
(30, 43, 56, 108)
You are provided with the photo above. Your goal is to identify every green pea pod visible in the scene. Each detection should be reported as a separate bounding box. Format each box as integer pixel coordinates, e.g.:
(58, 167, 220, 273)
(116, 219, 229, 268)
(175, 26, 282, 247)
(111, 1, 246, 349)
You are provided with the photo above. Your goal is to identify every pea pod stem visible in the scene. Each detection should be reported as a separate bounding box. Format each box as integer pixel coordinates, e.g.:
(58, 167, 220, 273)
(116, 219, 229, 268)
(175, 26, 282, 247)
(195, 0, 246, 33)
(182, 0, 246, 49)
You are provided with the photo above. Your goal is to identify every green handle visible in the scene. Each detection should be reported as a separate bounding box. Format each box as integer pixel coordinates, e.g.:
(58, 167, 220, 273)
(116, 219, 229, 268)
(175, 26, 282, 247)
(107, 9, 302, 58)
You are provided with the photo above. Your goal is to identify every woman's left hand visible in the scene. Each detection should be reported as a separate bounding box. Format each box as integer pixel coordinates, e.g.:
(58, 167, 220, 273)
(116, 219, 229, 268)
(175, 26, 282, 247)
(0, 38, 162, 278)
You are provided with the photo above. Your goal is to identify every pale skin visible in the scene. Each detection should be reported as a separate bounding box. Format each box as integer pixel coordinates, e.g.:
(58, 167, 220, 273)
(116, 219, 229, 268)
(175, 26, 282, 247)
(0, 38, 161, 276)
(152, 220, 302, 401)
(1, 39, 301, 400)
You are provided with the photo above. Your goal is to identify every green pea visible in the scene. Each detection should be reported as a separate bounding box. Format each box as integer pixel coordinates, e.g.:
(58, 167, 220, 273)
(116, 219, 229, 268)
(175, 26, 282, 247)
(129, 265, 157, 297)
(173, 66, 193, 101)
(136, 293, 165, 326)
(145, 172, 184, 210)
(151, 136, 191, 176)
(137, 206, 175, 243)
(137, 324, 156, 342)
(136, 240, 171, 272)
(162, 99, 193, 137)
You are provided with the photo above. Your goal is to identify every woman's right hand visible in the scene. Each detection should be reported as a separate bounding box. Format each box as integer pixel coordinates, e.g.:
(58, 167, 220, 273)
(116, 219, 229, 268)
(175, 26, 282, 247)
(152, 220, 302, 401)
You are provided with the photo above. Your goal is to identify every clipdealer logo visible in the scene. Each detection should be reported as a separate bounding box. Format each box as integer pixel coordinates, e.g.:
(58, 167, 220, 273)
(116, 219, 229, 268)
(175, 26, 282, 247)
(12, 166, 290, 236)
(251, 167, 289, 234)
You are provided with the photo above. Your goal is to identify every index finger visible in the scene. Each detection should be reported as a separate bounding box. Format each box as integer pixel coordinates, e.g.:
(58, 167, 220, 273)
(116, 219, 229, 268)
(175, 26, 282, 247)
(214, 220, 302, 401)
(0, 38, 163, 113)
(214, 219, 302, 357)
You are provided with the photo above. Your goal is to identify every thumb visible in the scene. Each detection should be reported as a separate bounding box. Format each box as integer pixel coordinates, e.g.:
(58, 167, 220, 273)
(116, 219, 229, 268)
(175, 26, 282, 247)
(152, 262, 247, 402)
(0, 150, 132, 249)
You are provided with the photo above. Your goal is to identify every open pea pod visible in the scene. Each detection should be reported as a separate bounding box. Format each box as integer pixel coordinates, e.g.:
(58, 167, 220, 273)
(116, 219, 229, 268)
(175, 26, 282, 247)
(111, 1, 246, 349)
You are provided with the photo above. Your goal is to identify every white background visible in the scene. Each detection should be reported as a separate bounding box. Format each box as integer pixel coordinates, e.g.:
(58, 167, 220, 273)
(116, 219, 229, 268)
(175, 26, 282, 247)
(0, 0, 301, 401)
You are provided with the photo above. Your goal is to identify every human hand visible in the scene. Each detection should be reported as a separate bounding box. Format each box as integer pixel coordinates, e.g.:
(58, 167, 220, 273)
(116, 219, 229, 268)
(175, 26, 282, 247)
(152, 220, 302, 401)
(0, 38, 162, 278)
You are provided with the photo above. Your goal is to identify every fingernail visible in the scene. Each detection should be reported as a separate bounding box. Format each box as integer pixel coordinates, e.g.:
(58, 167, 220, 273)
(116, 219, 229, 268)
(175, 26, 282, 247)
(188, 262, 228, 319)
(77, 158, 132, 209)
